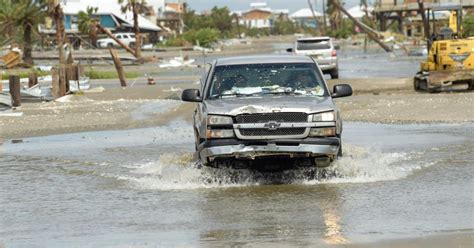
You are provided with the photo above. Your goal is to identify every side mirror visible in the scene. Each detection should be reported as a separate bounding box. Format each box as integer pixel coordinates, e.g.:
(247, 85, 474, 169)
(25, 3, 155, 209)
(286, 48, 293, 53)
(331, 84, 352, 98)
(182, 89, 202, 102)
(334, 44, 341, 50)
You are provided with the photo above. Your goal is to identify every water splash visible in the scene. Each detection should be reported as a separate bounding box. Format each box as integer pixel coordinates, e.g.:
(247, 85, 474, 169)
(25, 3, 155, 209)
(112, 144, 432, 191)
(304, 144, 432, 185)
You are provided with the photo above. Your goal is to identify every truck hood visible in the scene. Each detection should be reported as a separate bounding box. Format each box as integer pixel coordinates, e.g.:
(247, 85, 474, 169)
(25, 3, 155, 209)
(204, 95, 335, 116)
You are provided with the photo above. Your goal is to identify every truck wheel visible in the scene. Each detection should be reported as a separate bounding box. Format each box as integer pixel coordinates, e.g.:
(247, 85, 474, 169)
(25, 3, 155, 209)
(107, 43, 113, 48)
(330, 69, 339, 79)
(337, 134, 343, 158)
(129, 42, 136, 49)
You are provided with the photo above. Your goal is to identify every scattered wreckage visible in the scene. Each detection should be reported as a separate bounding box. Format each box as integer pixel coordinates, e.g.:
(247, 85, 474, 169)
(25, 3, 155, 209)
(182, 55, 352, 172)
(0, 75, 90, 102)
(159, 56, 196, 68)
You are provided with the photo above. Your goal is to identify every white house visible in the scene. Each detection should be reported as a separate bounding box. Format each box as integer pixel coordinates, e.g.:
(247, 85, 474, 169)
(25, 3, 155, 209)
(235, 2, 289, 29)
(60, 0, 161, 32)
(290, 8, 323, 28)
(343, 5, 374, 19)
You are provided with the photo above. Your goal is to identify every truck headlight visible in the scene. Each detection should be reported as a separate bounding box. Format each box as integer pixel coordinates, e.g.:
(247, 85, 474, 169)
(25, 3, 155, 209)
(207, 115, 233, 125)
(207, 129, 235, 139)
(309, 127, 336, 137)
(311, 111, 335, 122)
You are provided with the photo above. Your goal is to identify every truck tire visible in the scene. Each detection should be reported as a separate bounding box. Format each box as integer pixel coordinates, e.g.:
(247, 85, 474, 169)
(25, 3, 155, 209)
(337, 134, 343, 158)
(129, 42, 136, 49)
(330, 68, 339, 79)
(107, 43, 113, 48)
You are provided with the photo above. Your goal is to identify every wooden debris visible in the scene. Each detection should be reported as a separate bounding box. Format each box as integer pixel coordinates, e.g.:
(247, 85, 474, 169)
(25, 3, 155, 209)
(109, 48, 127, 87)
(28, 72, 38, 88)
(9, 75, 21, 107)
(1, 50, 22, 69)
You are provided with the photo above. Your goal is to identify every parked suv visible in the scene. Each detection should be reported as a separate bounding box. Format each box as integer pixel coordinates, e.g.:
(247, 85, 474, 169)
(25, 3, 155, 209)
(289, 37, 339, 79)
(182, 55, 352, 171)
(97, 33, 137, 48)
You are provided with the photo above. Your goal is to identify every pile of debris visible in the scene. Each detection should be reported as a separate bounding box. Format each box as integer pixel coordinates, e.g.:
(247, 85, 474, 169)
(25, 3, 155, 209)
(0, 46, 22, 69)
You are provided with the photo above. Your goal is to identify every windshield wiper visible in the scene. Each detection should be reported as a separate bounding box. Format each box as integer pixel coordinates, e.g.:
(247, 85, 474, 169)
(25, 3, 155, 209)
(211, 93, 257, 99)
(262, 91, 298, 95)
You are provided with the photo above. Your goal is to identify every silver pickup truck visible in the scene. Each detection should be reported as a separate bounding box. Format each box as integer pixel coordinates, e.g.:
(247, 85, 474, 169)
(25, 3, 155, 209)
(182, 55, 352, 171)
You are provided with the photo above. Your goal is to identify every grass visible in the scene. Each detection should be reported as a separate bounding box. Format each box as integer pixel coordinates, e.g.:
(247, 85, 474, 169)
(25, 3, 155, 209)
(84, 70, 140, 79)
(1, 70, 50, 79)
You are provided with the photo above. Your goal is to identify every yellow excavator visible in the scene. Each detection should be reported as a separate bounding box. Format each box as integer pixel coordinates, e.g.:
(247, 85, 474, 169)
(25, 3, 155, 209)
(414, 6, 474, 92)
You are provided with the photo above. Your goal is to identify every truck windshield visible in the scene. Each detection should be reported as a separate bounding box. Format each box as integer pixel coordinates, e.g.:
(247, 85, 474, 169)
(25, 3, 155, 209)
(208, 63, 327, 99)
(297, 39, 331, 50)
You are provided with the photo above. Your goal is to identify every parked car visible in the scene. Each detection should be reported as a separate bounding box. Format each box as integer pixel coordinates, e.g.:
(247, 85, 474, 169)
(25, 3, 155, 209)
(96, 33, 137, 48)
(288, 37, 339, 79)
(181, 55, 352, 171)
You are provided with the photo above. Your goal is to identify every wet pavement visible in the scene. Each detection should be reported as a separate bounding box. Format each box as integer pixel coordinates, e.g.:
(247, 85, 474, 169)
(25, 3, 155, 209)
(1, 121, 472, 247)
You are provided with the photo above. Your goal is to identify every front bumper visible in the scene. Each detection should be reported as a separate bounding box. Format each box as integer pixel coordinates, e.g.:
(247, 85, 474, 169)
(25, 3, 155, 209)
(198, 137, 340, 162)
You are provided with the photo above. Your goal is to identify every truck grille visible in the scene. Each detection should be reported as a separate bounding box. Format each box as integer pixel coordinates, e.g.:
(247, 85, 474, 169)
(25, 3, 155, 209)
(235, 112, 308, 124)
(240, 128, 306, 136)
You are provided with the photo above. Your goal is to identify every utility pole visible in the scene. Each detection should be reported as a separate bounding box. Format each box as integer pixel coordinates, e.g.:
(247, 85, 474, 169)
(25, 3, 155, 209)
(322, 0, 327, 34)
(178, 0, 183, 34)
(329, 0, 392, 52)
(417, 0, 430, 41)
(308, 0, 322, 34)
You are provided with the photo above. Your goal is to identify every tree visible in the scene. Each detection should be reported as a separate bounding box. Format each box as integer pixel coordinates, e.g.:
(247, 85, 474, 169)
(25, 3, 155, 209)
(0, 0, 18, 39)
(15, 0, 46, 65)
(78, 6, 99, 47)
(183, 28, 219, 47)
(360, 0, 375, 28)
(183, 6, 234, 37)
(272, 14, 296, 35)
(118, 0, 147, 58)
(209, 6, 233, 34)
(327, 0, 342, 30)
(43, 0, 67, 64)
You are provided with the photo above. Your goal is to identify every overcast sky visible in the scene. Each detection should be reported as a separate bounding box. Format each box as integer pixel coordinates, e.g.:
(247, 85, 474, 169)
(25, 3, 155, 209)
(184, 0, 366, 13)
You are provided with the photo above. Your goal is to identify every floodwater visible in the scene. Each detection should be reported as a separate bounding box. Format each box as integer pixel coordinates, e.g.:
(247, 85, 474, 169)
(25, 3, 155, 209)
(1, 121, 473, 247)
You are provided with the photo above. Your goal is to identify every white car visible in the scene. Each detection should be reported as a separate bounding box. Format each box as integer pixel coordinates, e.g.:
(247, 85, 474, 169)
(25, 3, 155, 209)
(97, 33, 137, 48)
(288, 37, 339, 79)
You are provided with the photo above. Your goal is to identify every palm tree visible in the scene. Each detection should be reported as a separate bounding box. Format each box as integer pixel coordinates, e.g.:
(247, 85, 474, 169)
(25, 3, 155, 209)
(118, 0, 147, 58)
(43, 0, 66, 64)
(0, 0, 18, 39)
(15, 0, 46, 65)
(327, 0, 342, 30)
(360, 0, 374, 27)
(78, 6, 99, 47)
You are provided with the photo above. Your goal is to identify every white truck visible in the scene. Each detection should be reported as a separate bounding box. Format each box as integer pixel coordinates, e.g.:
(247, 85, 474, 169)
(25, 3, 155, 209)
(96, 33, 137, 48)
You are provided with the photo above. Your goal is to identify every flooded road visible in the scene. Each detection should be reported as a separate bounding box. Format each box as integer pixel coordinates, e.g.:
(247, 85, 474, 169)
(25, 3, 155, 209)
(1, 121, 472, 247)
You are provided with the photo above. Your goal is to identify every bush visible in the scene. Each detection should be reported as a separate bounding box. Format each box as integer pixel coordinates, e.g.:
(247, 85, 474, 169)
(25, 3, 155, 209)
(159, 36, 189, 47)
(183, 28, 220, 47)
(328, 20, 355, 39)
(245, 28, 270, 37)
(84, 69, 139, 79)
(272, 19, 296, 35)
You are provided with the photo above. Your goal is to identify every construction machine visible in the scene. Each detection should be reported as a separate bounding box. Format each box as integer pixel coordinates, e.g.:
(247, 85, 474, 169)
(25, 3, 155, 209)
(414, 6, 474, 92)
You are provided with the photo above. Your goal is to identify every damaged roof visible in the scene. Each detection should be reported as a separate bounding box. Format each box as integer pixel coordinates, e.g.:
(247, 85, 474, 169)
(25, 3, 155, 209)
(62, 0, 161, 31)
